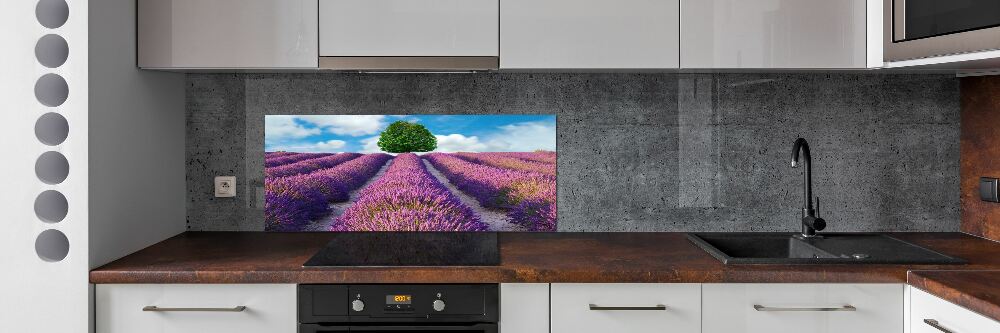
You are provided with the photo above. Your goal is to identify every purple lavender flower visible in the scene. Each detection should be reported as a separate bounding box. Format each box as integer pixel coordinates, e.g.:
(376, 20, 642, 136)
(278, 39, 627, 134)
(332, 153, 487, 231)
(265, 153, 362, 179)
(265, 151, 297, 158)
(264, 153, 392, 230)
(492, 151, 557, 164)
(423, 153, 556, 231)
(455, 152, 556, 177)
(264, 152, 335, 168)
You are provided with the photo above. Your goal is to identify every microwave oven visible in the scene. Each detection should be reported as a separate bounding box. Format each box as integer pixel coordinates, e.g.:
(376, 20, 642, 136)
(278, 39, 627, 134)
(885, 0, 1000, 62)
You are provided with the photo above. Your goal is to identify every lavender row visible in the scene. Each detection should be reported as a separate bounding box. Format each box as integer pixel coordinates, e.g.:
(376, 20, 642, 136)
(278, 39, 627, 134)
(265, 151, 297, 158)
(455, 152, 556, 177)
(494, 151, 557, 165)
(332, 153, 487, 231)
(265, 153, 362, 179)
(264, 152, 334, 168)
(423, 153, 556, 231)
(264, 153, 392, 230)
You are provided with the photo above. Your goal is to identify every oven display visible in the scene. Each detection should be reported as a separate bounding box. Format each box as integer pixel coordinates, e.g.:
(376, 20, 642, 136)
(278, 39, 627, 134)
(386, 295, 412, 305)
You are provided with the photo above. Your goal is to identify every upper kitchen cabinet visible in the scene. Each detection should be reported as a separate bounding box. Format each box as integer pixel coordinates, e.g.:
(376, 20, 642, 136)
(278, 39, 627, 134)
(138, 0, 318, 69)
(681, 0, 881, 69)
(319, 0, 500, 70)
(500, 0, 680, 69)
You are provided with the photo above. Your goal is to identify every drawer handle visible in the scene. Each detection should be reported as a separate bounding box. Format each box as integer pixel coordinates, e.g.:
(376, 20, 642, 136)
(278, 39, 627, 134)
(753, 305, 856, 312)
(589, 304, 667, 311)
(142, 306, 247, 312)
(923, 319, 954, 333)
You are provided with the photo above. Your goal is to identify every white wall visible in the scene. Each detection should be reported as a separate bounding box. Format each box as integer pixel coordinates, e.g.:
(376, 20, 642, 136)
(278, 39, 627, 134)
(88, 0, 187, 270)
(0, 0, 90, 331)
(1, 0, 185, 331)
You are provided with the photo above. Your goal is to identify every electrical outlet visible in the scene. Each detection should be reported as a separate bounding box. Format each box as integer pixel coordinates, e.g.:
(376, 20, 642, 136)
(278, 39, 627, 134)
(215, 176, 236, 198)
(981, 177, 999, 202)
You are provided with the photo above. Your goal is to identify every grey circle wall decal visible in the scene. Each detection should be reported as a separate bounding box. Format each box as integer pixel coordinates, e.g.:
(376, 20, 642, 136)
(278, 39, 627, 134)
(35, 229, 69, 262)
(35, 112, 69, 145)
(36, 0, 69, 29)
(35, 34, 69, 68)
(35, 151, 69, 184)
(34, 190, 68, 223)
(34, 73, 69, 107)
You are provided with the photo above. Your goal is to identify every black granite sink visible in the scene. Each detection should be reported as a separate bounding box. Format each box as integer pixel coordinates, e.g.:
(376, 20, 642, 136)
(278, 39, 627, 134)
(687, 233, 966, 265)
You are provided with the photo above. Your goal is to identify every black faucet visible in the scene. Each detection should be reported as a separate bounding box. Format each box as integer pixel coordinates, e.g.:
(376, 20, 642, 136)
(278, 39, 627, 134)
(791, 138, 826, 237)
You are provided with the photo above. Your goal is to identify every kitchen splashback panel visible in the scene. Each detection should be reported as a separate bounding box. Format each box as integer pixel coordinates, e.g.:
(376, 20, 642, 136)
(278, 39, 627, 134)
(186, 73, 960, 232)
(263, 114, 557, 232)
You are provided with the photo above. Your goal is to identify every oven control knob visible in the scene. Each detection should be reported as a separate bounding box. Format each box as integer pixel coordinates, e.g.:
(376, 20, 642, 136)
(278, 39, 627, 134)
(432, 299, 446, 312)
(351, 299, 365, 312)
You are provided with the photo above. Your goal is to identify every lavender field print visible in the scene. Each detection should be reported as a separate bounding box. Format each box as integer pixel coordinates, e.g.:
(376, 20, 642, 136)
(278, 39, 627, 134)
(264, 115, 557, 232)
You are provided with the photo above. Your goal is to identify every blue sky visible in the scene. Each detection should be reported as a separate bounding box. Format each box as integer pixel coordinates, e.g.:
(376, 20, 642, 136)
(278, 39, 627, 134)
(265, 115, 557, 153)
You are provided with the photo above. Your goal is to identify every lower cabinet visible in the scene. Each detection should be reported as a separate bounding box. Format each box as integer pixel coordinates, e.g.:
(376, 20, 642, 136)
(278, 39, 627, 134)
(910, 287, 1000, 333)
(551, 283, 702, 333)
(95, 282, 1000, 333)
(95, 284, 296, 333)
(702, 284, 903, 333)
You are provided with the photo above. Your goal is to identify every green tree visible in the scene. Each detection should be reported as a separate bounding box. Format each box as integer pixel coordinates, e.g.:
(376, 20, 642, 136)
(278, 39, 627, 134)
(377, 121, 437, 153)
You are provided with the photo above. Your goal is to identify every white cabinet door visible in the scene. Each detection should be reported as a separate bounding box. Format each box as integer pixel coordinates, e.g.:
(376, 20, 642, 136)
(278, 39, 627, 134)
(910, 287, 1000, 333)
(501, 0, 680, 69)
(681, 0, 870, 68)
(138, 0, 318, 69)
(96, 284, 297, 333)
(551, 283, 700, 333)
(500, 283, 549, 333)
(319, 0, 499, 56)
(702, 283, 903, 333)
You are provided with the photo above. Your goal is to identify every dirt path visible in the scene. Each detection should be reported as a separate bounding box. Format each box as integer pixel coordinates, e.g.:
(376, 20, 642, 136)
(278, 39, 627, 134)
(422, 159, 526, 232)
(299, 158, 396, 231)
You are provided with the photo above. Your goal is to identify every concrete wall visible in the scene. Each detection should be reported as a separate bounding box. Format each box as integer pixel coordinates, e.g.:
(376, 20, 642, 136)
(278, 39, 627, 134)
(186, 73, 960, 232)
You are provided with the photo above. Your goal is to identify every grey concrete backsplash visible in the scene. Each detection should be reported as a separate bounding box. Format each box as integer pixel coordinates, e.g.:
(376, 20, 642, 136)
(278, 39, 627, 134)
(186, 73, 960, 232)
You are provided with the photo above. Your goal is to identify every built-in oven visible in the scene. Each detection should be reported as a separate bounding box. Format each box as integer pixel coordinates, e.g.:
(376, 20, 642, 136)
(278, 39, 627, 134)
(885, 0, 1000, 61)
(299, 284, 499, 333)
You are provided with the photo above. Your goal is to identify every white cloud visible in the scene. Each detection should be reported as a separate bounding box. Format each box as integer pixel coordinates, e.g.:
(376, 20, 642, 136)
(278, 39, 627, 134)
(269, 140, 346, 153)
(265, 115, 321, 141)
(315, 140, 347, 150)
(295, 115, 387, 136)
(430, 121, 556, 153)
(360, 136, 382, 153)
(434, 134, 491, 152)
(482, 121, 557, 152)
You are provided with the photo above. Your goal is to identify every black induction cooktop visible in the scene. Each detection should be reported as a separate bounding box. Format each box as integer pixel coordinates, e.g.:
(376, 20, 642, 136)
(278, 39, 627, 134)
(303, 232, 500, 267)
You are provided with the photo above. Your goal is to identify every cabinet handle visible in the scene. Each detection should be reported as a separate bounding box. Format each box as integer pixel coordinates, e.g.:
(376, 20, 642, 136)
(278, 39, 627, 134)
(923, 319, 954, 333)
(753, 305, 856, 312)
(142, 306, 247, 312)
(588, 304, 667, 311)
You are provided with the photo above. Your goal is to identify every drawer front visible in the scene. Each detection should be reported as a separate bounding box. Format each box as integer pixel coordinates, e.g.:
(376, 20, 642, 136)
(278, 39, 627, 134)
(703, 283, 903, 333)
(96, 284, 296, 333)
(910, 287, 1000, 333)
(551, 283, 701, 333)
